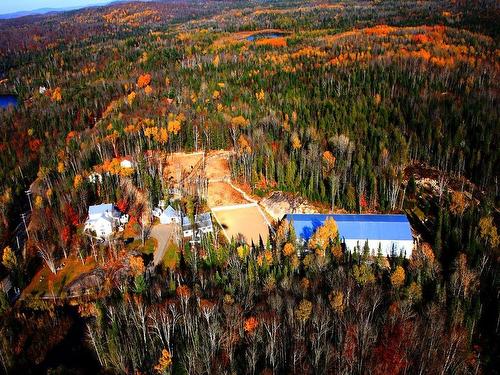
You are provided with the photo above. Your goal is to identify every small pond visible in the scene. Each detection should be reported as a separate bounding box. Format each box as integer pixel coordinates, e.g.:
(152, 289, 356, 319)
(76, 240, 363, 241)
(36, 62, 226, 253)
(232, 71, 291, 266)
(246, 32, 287, 41)
(0, 94, 18, 109)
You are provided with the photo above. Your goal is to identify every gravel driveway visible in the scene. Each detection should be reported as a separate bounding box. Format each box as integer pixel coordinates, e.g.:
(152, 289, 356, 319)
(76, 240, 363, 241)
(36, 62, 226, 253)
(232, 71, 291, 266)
(150, 223, 178, 266)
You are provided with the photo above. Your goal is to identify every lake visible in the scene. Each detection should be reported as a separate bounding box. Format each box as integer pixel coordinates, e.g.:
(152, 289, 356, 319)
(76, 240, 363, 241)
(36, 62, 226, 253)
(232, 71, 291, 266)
(246, 32, 287, 41)
(0, 94, 18, 109)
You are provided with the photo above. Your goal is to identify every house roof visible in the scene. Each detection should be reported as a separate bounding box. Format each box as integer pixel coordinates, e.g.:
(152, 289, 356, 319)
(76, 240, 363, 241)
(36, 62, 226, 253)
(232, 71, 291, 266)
(182, 213, 212, 228)
(285, 214, 413, 242)
(89, 204, 114, 216)
(160, 205, 179, 218)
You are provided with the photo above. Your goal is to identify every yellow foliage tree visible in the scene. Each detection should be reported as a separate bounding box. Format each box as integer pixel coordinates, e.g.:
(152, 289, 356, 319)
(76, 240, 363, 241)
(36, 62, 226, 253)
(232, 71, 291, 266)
(34, 196, 43, 209)
(213, 54, 220, 67)
(322, 151, 336, 175)
(237, 245, 249, 259)
(57, 161, 65, 174)
(2, 246, 17, 270)
(407, 282, 422, 303)
(308, 218, 339, 255)
(328, 290, 344, 313)
(158, 128, 168, 144)
(167, 119, 181, 135)
(144, 85, 153, 95)
(231, 115, 250, 128)
(479, 216, 499, 248)
(73, 174, 83, 189)
(391, 266, 406, 288)
(291, 134, 302, 149)
(154, 349, 172, 374)
(296, 299, 312, 323)
(238, 134, 252, 154)
(353, 263, 375, 285)
(283, 242, 295, 257)
(127, 91, 136, 105)
(129, 256, 145, 277)
(255, 89, 265, 102)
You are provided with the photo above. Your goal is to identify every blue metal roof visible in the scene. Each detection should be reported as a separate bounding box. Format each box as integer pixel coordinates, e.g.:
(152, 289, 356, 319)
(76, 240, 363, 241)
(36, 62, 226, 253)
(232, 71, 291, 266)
(285, 214, 413, 241)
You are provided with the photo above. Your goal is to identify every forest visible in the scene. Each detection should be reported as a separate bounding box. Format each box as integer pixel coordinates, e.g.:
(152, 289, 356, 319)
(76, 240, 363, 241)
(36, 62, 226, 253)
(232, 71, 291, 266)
(0, 0, 498, 374)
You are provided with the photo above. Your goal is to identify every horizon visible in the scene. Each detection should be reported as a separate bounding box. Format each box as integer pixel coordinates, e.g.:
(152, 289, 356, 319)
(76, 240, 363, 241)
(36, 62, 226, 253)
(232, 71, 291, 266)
(0, 0, 115, 15)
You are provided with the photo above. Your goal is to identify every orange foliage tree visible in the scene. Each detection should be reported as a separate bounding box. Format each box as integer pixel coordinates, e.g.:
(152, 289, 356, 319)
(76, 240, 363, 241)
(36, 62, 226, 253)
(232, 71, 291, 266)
(137, 73, 152, 88)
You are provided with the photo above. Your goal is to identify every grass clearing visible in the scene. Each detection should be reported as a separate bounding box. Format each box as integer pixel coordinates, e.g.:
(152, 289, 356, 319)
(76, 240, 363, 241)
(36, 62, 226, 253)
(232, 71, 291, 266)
(22, 256, 97, 299)
(162, 241, 180, 270)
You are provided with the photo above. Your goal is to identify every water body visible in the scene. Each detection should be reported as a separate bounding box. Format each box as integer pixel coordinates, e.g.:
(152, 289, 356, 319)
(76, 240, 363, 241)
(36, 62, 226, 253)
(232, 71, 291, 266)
(0, 94, 18, 109)
(246, 32, 287, 41)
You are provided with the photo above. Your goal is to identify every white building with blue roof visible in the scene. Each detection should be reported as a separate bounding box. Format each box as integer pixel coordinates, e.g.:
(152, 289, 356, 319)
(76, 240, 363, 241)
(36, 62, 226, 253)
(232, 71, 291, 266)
(159, 205, 181, 224)
(285, 214, 414, 257)
(84, 203, 122, 238)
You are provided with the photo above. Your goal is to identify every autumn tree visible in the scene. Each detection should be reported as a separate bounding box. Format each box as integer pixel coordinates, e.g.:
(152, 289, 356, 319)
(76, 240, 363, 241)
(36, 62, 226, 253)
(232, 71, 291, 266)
(390, 266, 406, 288)
(308, 218, 341, 258)
(2, 247, 17, 271)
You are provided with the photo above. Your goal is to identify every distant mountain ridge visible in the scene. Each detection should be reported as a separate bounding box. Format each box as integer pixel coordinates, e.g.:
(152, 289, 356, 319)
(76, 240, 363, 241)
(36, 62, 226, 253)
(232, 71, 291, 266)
(0, 1, 129, 19)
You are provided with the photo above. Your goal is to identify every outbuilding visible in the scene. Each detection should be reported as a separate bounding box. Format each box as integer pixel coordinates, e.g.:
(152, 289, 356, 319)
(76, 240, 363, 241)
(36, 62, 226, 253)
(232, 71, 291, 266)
(182, 213, 213, 238)
(285, 213, 414, 257)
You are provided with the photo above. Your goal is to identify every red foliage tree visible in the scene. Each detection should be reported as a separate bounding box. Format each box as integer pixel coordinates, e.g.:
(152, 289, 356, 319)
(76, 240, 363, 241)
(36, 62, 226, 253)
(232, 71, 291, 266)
(371, 321, 411, 375)
(116, 198, 129, 213)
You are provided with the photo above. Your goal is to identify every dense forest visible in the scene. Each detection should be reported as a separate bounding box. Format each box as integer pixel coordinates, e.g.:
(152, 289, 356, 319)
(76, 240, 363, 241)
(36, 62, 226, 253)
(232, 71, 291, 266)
(0, 0, 498, 374)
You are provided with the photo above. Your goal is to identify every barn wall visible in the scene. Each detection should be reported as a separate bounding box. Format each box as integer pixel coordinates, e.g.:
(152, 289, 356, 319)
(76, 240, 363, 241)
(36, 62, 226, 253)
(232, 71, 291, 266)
(343, 239, 414, 258)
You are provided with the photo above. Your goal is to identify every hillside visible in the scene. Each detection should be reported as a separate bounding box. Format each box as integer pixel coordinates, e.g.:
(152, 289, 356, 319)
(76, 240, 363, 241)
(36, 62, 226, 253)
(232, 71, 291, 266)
(0, 1, 498, 373)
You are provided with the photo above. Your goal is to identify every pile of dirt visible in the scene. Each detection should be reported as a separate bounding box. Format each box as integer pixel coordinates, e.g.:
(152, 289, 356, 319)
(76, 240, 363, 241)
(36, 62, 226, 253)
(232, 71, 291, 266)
(405, 162, 480, 195)
(260, 191, 318, 221)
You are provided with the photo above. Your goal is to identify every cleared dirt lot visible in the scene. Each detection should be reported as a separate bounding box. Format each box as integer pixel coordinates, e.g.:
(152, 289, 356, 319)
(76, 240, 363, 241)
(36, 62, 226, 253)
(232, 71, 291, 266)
(205, 151, 232, 181)
(208, 181, 247, 207)
(212, 203, 270, 244)
(162, 152, 204, 184)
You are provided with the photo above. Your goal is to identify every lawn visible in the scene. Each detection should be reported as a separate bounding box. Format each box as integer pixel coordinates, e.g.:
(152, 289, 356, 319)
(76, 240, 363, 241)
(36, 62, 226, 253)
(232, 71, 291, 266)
(162, 241, 179, 269)
(22, 256, 97, 299)
(125, 237, 157, 255)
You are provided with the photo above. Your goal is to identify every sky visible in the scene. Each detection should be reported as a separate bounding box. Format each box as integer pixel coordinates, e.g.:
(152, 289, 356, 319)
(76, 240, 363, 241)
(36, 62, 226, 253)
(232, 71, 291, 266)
(0, 0, 111, 15)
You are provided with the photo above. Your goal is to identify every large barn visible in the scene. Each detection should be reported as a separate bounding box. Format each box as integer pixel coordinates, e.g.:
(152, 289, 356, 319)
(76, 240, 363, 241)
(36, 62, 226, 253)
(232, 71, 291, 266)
(285, 214, 414, 257)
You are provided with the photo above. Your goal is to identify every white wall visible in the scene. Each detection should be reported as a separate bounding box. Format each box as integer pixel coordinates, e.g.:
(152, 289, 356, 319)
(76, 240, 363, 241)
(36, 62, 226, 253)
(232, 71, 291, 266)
(160, 216, 180, 225)
(343, 239, 414, 258)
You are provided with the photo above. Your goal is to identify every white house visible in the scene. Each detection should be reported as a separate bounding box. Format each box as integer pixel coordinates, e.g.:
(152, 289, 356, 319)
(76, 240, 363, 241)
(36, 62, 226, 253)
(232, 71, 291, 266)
(182, 213, 213, 238)
(84, 203, 122, 238)
(159, 205, 181, 224)
(285, 214, 414, 258)
(120, 157, 134, 169)
(152, 208, 163, 218)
